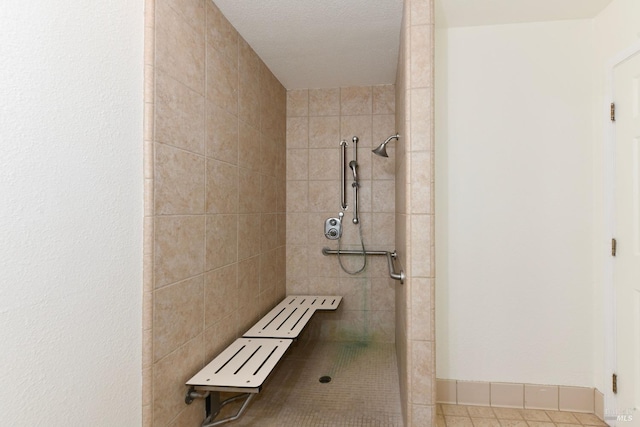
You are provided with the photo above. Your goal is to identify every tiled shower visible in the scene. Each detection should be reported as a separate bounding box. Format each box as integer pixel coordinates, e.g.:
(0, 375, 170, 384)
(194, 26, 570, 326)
(142, 0, 434, 425)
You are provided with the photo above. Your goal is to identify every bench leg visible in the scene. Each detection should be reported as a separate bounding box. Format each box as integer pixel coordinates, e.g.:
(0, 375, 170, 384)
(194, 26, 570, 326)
(202, 392, 255, 427)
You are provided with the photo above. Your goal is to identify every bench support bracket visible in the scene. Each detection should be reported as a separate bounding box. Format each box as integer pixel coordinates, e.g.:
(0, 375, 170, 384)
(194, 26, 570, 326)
(186, 387, 255, 427)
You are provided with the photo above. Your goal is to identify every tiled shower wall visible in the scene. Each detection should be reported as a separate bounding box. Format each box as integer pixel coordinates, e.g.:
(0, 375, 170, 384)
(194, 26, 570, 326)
(286, 86, 398, 343)
(143, 0, 286, 425)
(395, 0, 436, 425)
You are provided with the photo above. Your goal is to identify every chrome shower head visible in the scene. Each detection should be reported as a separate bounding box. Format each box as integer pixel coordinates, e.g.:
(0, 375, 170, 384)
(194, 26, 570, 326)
(372, 133, 400, 157)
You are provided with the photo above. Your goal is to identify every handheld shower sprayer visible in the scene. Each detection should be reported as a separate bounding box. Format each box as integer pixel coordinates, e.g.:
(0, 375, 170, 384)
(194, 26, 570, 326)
(350, 136, 359, 224)
(349, 160, 358, 185)
(372, 133, 400, 157)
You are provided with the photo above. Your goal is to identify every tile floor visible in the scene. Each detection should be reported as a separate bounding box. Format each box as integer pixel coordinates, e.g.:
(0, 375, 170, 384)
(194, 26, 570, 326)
(212, 337, 610, 427)
(226, 339, 404, 426)
(436, 404, 609, 427)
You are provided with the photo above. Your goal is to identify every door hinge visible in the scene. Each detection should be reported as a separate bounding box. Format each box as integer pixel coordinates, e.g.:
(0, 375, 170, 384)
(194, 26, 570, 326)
(612, 238, 617, 256)
(613, 373, 618, 394)
(611, 103, 616, 121)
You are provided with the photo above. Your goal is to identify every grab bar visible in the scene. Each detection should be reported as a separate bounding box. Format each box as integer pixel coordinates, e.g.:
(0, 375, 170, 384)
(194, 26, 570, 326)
(340, 140, 348, 210)
(321, 247, 405, 284)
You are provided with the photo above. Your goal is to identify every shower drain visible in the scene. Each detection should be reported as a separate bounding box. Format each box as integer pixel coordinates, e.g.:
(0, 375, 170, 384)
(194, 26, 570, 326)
(319, 375, 332, 383)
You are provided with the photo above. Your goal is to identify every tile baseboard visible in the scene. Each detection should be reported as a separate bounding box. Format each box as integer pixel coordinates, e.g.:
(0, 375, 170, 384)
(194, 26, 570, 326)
(436, 378, 604, 421)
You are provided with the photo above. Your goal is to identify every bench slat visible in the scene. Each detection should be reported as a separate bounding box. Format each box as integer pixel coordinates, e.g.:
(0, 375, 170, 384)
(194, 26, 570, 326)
(243, 295, 342, 339)
(186, 338, 292, 392)
(283, 295, 342, 310)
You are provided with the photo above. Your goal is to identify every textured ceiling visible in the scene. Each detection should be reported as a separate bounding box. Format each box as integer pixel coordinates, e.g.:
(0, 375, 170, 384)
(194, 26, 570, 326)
(213, 0, 615, 90)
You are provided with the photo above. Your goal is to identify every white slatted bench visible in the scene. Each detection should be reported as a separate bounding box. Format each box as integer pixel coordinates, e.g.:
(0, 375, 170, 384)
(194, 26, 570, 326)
(243, 295, 341, 339)
(185, 295, 342, 427)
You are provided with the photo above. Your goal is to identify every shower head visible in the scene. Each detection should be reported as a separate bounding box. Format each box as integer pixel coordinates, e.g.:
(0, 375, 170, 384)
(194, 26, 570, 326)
(372, 133, 400, 157)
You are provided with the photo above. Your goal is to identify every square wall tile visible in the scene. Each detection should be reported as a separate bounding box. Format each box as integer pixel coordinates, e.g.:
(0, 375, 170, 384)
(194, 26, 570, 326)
(287, 89, 308, 117)
(457, 381, 490, 406)
(309, 88, 340, 116)
(436, 379, 456, 404)
(559, 386, 594, 413)
(524, 384, 558, 410)
(491, 383, 523, 408)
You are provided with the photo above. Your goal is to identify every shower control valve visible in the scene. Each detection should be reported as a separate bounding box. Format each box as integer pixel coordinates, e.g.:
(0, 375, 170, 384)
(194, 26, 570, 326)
(324, 214, 343, 240)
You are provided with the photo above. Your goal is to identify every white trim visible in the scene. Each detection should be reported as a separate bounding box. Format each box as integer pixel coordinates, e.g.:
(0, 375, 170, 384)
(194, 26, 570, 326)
(603, 40, 640, 423)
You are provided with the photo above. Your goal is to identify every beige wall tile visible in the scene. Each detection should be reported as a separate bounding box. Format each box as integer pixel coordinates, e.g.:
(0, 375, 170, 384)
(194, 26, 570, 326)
(287, 89, 308, 117)
(148, 2, 287, 424)
(372, 180, 396, 212)
(411, 0, 433, 25)
(410, 87, 433, 152)
(286, 213, 308, 245)
(309, 116, 340, 148)
(412, 404, 434, 427)
(286, 117, 309, 149)
(239, 169, 263, 213)
(205, 0, 238, 64)
(238, 120, 262, 173)
(410, 214, 433, 277)
(436, 379, 457, 404)
(411, 151, 432, 214)
(161, 0, 204, 33)
(260, 136, 279, 177)
(373, 85, 396, 115)
(153, 335, 203, 425)
(155, 143, 205, 215)
(370, 310, 395, 342)
(205, 214, 238, 270)
(341, 115, 373, 148)
(286, 181, 308, 213)
(155, 71, 205, 154)
(238, 39, 261, 129)
(261, 213, 278, 252)
(238, 214, 262, 260)
(308, 180, 340, 212)
(238, 254, 260, 295)
(559, 386, 594, 413)
(206, 158, 238, 214)
(341, 86, 373, 116)
(154, 275, 203, 361)
(370, 213, 395, 246)
(206, 42, 238, 115)
(261, 175, 278, 213)
(287, 149, 308, 181)
(260, 248, 279, 291)
(167, 399, 204, 427)
(524, 384, 559, 410)
(205, 101, 238, 164)
(457, 381, 490, 406)
(410, 25, 433, 89)
(309, 88, 340, 116)
(410, 278, 432, 341)
(154, 215, 205, 288)
(412, 341, 434, 404)
(204, 263, 237, 327)
(204, 313, 239, 361)
(308, 148, 339, 180)
(156, 0, 205, 94)
(491, 383, 524, 408)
